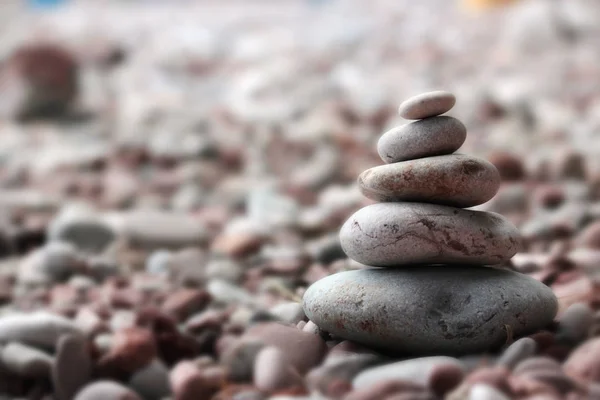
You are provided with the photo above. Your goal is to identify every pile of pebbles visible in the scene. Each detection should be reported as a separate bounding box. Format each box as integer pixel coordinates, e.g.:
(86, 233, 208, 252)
(0, 1, 599, 399)
(303, 91, 558, 356)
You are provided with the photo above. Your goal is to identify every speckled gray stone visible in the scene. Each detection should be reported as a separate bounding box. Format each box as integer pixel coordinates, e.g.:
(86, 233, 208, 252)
(378, 117, 466, 163)
(358, 154, 500, 207)
(302, 267, 558, 355)
(340, 202, 520, 267)
(398, 91, 456, 120)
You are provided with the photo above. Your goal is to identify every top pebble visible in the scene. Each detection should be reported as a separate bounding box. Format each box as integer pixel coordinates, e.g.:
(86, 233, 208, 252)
(398, 90, 456, 120)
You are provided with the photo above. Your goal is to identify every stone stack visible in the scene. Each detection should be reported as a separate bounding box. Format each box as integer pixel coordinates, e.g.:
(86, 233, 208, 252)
(302, 91, 558, 355)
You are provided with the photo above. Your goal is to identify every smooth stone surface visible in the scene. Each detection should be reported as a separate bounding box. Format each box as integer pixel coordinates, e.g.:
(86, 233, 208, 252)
(358, 154, 500, 207)
(128, 359, 172, 400)
(398, 91, 456, 120)
(340, 203, 521, 267)
(74, 381, 142, 400)
(253, 346, 298, 392)
(52, 334, 92, 400)
(353, 356, 464, 389)
(377, 116, 466, 163)
(0, 312, 82, 350)
(1, 342, 54, 378)
(303, 268, 558, 355)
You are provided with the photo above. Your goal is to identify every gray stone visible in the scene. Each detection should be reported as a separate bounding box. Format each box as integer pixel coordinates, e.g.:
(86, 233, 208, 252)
(220, 338, 265, 382)
(107, 211, 209, 249)
(358, 154, 500, 207)
(18, 242, 83, 286)
(269, 302, 306, 325)
(495, 337, 537, 370)
(145, 250, 173, 276)
(303, 268, 557, 355)
(340, 203, 521, 267)
(307, 353, 383, 395)
(74, 381, 142, 400)
(128, 359, 172, 400)
(556, 302, 594, 345)
(1, 342, 54, 378)
(48, 206, 115, 253)
(377, 117, 466, 163)
(52, 334, 91, 400)
(353, 356, 465, 389)
(0, 312, 82, 350)
(205, 258, 244, 283)
(398, 91, 456, 120)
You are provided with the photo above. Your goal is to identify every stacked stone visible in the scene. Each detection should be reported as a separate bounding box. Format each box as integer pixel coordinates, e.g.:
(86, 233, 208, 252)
(303, 91, 558, 355)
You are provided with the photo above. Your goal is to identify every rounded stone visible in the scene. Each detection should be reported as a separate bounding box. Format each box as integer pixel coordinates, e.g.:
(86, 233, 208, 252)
(340, 202, 521, 267)
(52, 334, 92, 400)
(74, 381, 142, 400)
(398, 91, 456, 120)
(378, 117, 466, 163)
(358, 154, 500, 207)
(302, 267, 557, 355)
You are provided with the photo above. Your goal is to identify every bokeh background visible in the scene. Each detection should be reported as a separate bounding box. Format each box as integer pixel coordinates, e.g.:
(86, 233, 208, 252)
(0, 0, 599, 397)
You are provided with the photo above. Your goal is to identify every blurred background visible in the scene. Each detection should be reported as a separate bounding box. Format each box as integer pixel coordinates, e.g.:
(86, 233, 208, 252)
(0, 0, 599, 310)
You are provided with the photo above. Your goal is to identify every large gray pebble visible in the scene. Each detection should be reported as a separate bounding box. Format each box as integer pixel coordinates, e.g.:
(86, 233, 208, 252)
(74, 381, 142, 400)
(48, 206, 115, 253)
(128, 359, 172, 400)
(18, 242, 83, 286)
(340, 203, 521, 267)
(377, 117, 466, 163)
(358, 154, 500, 207)
(1, 342, 54, 378)
(106, 210, 209, 249)
(303, 268, 557, 355)
(398, 91, 456, 120)
(52, 334, 91, 400)
(353, 356, 464, 389)
(0, 312, 82, 350)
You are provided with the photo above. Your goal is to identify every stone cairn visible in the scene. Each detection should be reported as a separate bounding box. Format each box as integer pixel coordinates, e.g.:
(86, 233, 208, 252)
(303, 91, 558, 355)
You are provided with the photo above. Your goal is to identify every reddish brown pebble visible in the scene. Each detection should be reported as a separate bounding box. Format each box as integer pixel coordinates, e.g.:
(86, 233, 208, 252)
(170, 361, 218, 400)
(428, 363, 465, 397)
(576, 221, 600, 250)
(52, 334, 92, 400)
(161, 289, 210, 322)
(514, 357, 562, 375)
(564, 337, 600, 382)
(253, 346, 299, 393)
(97, 327, 156, 379)
(488, 151, 527, 181)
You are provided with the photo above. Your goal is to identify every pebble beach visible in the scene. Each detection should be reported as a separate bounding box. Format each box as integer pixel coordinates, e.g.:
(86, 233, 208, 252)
(0, 0, 600, 399)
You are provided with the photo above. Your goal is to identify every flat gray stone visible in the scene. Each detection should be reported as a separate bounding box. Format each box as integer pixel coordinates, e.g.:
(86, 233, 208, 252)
(340, 202, 521, 267)
(0, 312, 82, 350)
(52, 334, 92, 400)
(302, 267, 557, 355)
(358, 154, 500, 207)
(352, 356, 464, 389)
(378, 116, 466, 163)
(398, 91, 456, 120)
